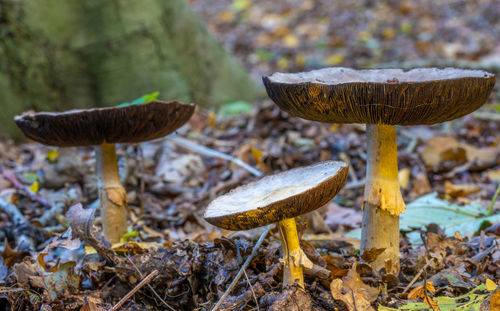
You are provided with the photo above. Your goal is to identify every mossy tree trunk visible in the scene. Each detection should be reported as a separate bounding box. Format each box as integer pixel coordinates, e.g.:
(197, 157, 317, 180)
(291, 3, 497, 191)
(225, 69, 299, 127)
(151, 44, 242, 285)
(0, 0, 262, 138)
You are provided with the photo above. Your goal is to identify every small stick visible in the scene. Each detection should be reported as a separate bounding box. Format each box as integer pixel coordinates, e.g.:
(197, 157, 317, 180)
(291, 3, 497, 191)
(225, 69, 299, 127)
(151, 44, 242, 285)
(111, 269, 159, 311)
(0, 198, 27, 227)
(487, 182, 500, 216)
(126, 257, 175, 311)
(243, 269, 260, 311)
(1, 168, 52, 207)
(344, 179, 365, 190)
(0, 198, 37, 250)
(402, 260, 431, 294)
(211, 225, 271, 311)
(167, 136, 263, 177)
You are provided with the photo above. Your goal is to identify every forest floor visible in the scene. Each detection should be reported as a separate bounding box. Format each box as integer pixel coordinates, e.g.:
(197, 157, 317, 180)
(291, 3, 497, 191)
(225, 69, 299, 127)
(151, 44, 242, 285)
(0, 0, 500, 310)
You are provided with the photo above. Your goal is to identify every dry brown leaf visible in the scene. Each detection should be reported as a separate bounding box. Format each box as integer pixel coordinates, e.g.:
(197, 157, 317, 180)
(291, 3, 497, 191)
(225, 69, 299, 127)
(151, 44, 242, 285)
(421, 136, 499, 172)
(424, 295, 440, 311)
(444, 181, 481, 198)
(2, 239, 29, 268)
(330, 263, 378, 311)
(408, 281, 436, 299)
(361, 247, 386, 263)
(490, 288, 500, 310)
(412, 173, 432, 197)
(462, 144, 499, 170)
(420, 137, 467, 172)
(487, 169, 500, 182)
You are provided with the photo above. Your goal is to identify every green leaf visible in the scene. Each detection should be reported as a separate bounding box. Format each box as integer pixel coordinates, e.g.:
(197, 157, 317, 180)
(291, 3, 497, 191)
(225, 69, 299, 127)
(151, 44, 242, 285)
(346, 193, 500, 243)
(378, 283, 490, 310)
(401, 193, 500, 244)
(255, 49, 274, 61)
(23, 172, 39, 183)
(117, 91, 160, 107)
(220, 101, 253, 116)
(120, 230, 139, 243)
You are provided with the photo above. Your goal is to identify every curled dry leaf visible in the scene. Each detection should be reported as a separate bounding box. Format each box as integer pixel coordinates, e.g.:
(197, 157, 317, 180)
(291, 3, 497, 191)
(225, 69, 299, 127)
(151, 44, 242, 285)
(421, 136, 499, 172)
(444, 181, 480, 198)
(66, 203, 119, 265)
(330, 263, 378, 311)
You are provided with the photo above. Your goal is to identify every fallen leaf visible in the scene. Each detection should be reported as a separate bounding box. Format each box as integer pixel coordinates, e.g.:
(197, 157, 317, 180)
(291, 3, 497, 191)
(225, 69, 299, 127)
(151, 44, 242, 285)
(486, 278, 498, 291)
(420, 137, 467, 172)
(29, 181, 39, 193)
(487, 169, 500, 182)
(444, 181, 481, 198)
(399, 168, 410, 190)
(324, 53, 344, 65)
(361, 248, 386, 263)
(408, 281, 436, 299)
(46, 149, 59, 163)
(330, 263, 378, 311)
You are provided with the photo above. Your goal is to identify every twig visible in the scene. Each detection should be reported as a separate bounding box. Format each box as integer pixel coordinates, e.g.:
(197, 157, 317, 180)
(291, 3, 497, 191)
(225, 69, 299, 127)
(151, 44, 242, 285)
(33, 202, 64, 226)
(0, 198, 27, 227)
(0, 198, 37, 250)
(402, 260, 432, 294)
(126, 257, 175, 311)
(487, 182, 500, 216)
(111, 269, 159, 311)
(344, 179, 365, 190)
(1, 168, 52, 207)
(211, 225, 271, 311)
(243, 269, 260, 311)
(167, 136, 263, 177)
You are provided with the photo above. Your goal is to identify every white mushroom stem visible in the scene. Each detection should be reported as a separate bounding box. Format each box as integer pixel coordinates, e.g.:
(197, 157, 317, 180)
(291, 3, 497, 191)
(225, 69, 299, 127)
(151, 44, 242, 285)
(361, 124, 404, 274)
(96, 143, 127, 243)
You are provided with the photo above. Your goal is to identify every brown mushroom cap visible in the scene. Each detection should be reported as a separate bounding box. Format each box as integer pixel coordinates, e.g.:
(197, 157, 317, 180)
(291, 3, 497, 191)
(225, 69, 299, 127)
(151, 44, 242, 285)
(263, 67, 495, 125)
(204, 161, 348, 231)
(14, 100, 195, 146)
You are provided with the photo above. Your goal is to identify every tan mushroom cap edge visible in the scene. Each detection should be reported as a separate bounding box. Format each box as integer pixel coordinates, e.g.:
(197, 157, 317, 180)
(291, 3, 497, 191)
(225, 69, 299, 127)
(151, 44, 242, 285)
(14, 100, 196, 147)
(204, 160, 349, 231)
(263, 67, 495, 125)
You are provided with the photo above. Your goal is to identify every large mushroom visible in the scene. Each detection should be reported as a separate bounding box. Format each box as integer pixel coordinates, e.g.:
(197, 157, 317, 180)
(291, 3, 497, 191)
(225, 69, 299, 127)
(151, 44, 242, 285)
(14, 100, 195, 243)
(204, 161, 348, 288)
(263, 67, 495, 274)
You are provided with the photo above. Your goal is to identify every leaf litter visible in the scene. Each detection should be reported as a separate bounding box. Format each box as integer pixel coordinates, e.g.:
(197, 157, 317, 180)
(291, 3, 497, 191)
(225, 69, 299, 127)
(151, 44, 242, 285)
(0, 100, 499, 310)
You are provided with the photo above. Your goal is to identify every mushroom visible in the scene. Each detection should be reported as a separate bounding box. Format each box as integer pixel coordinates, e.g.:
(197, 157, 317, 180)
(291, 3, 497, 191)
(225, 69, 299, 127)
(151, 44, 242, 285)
(204, 160, 348, 288)
(14, 100, 195, 243)
(263, 67, 495, 274)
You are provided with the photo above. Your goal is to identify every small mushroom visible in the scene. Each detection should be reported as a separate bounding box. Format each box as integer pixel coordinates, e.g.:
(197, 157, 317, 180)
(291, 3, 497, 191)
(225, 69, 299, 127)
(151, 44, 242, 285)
(263, 67, 495, 274)
(14, 100, 195, 243)
(204, 161, 348, 288)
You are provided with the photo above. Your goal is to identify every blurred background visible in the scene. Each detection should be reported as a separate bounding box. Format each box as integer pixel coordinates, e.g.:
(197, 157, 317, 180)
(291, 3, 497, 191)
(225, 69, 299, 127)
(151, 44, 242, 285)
(1, 0, 499, 138)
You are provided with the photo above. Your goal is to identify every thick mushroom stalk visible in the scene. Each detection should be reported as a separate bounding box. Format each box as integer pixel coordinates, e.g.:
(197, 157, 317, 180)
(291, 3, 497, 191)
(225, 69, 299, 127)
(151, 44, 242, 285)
(279, 217, 313, 288)
(96, 143, 127, 243)
(361, 124, 404, 274)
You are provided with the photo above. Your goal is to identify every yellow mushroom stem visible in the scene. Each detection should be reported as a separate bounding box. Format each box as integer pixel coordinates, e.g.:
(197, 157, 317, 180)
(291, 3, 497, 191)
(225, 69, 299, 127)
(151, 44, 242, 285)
(361, 124, 404, 274)
(96, 143, 127, 243)
(279, 217, 305, 288)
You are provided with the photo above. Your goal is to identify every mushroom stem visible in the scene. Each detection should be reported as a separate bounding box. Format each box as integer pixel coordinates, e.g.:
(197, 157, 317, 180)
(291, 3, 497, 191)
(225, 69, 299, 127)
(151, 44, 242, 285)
(279, 217, 304, 288)
(96, 143, 127, 243)
(361, 124, 403, 274)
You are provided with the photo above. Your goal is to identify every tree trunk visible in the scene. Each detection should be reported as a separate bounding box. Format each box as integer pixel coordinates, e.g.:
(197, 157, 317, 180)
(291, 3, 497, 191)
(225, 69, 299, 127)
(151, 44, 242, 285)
(0, 0, 263, 138)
